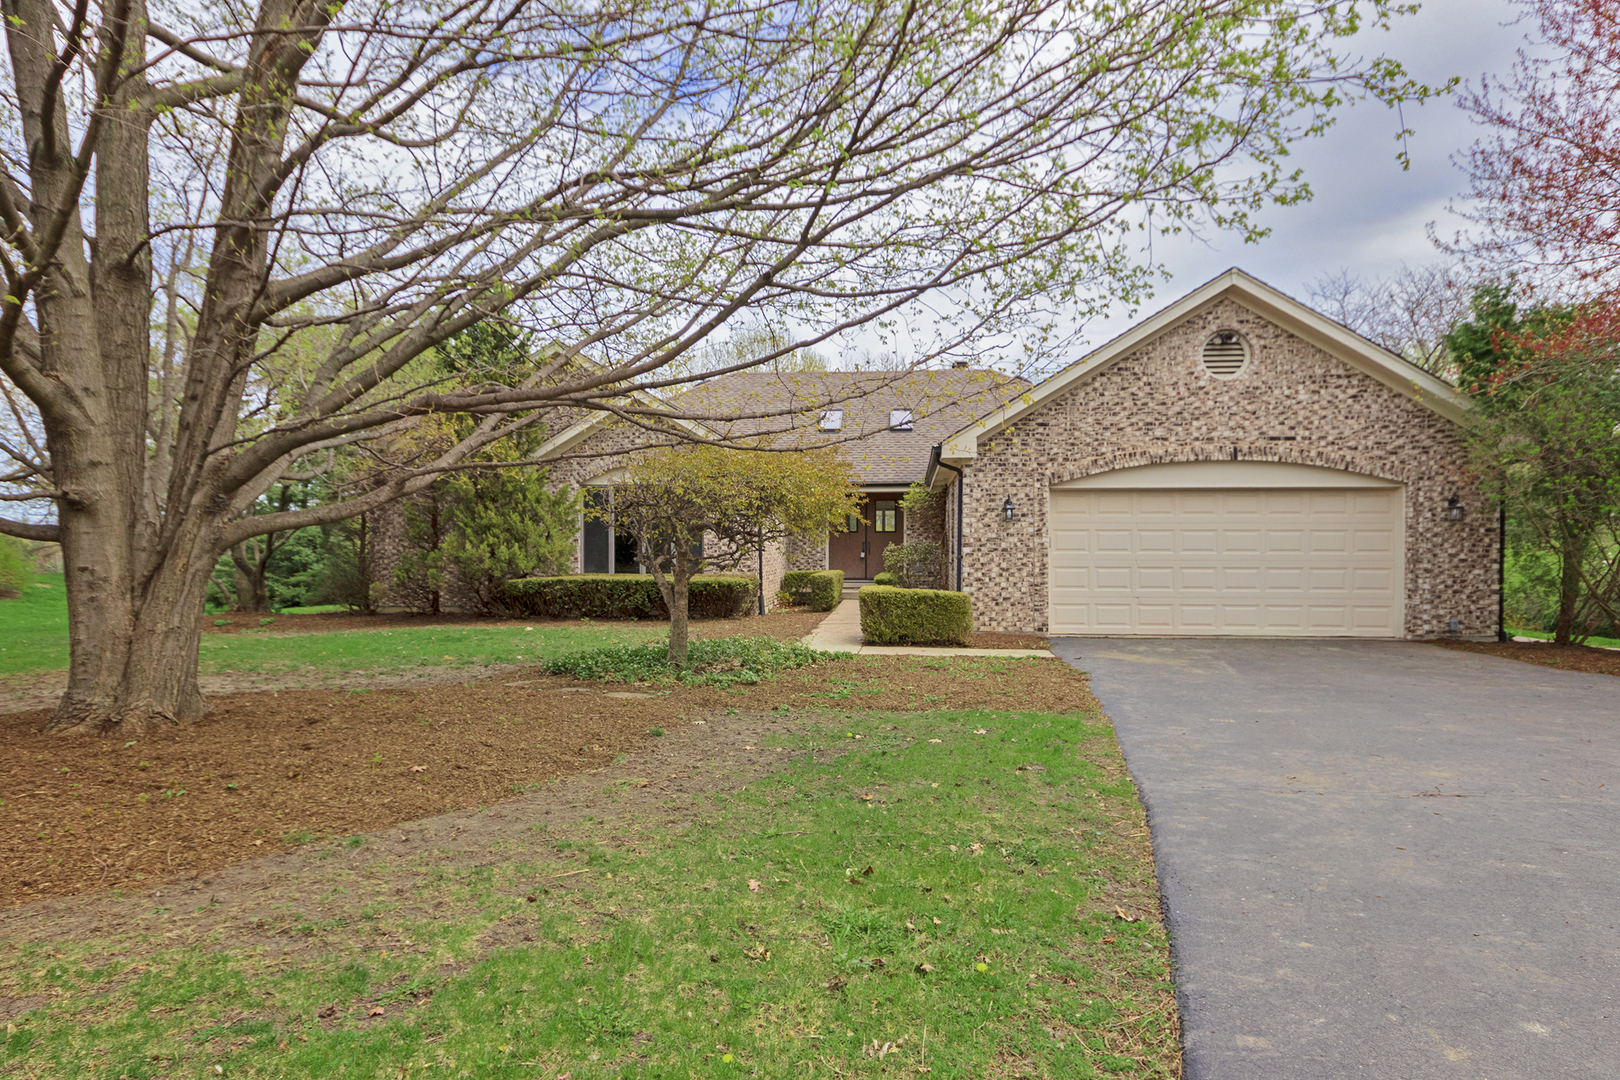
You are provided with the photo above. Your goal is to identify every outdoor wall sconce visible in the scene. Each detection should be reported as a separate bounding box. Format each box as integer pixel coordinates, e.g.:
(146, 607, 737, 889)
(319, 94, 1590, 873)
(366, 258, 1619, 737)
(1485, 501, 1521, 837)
(1002, 496, 1015, 522)
(1446, 495, 1465, 522)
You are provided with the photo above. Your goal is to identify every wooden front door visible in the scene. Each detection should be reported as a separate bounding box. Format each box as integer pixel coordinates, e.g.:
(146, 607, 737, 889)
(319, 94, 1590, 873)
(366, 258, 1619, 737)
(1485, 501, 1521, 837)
(828, 496, 902, 580)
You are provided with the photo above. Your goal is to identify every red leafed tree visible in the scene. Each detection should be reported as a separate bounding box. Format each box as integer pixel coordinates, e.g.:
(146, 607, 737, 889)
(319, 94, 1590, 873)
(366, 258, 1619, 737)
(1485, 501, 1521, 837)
(1451, 0, 1620, 288)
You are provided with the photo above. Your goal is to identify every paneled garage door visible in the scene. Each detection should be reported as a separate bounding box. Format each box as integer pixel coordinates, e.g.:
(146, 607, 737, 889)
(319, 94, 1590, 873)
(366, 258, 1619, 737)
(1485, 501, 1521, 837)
(1049, 483, 1404, 637)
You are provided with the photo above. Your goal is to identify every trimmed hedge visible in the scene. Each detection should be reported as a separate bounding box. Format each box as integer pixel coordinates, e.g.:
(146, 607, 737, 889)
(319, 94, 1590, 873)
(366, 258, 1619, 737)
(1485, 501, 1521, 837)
(872, 571, 898, 587)
(496, 574, 757, 619)
(858, 585, 972, 646)
(782, 569, 845, 612)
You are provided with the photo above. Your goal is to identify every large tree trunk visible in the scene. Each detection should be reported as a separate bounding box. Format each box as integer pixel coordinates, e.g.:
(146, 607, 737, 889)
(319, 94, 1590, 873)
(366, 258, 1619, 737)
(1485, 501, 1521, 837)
(50, 516, 217, 734)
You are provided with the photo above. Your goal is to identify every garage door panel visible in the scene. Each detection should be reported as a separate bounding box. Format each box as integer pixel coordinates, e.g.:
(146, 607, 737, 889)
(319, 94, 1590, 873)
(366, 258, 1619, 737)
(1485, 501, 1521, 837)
(1049, 486, 1403, 637)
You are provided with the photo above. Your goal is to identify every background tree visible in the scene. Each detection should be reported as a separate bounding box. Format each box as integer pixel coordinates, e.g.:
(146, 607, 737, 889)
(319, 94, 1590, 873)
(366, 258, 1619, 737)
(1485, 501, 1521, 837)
(1306, 263, 1474, 377)
(612, 445, 859, 668)
(0, 0, 1442, 733)
(1443, 285, 1620, 644)
(1447, 0, 1620, 291)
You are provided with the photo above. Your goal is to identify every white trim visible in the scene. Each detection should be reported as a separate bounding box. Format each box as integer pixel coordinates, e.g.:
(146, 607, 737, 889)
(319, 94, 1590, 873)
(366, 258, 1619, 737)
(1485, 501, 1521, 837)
(941, 268, 1468, 465)
(1052, 461, 1400, 490)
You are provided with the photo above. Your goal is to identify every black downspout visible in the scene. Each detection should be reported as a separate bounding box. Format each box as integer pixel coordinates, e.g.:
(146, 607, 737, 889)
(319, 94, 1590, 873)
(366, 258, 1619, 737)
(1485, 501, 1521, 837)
(758, 542, 765, 616)
(936, 458, 965, 592)
(1498, 506, 1507, 642)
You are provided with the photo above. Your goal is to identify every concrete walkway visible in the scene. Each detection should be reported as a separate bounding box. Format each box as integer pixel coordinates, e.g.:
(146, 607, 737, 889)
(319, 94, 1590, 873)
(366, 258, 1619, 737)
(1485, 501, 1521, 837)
(1052, 637, 1620, 1079)
(801, 597, 1052, 657)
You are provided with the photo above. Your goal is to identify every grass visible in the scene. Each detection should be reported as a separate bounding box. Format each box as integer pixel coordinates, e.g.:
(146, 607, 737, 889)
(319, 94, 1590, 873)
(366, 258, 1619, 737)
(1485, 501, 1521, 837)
(0, 708, 1177, 1078)
(0, 579, 665, 676)
(546, 635, 842, 687)
(1507, 627, 1620, 649)
(0, 572, 68, 674)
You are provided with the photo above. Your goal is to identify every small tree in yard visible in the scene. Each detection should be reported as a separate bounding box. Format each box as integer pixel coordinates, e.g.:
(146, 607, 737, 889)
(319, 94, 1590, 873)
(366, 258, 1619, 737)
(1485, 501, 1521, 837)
(611, 446, 860, 669)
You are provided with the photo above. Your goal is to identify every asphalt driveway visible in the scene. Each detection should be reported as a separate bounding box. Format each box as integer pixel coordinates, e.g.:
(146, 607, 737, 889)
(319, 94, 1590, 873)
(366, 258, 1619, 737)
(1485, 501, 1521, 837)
(1051, 638, 1620, 1078)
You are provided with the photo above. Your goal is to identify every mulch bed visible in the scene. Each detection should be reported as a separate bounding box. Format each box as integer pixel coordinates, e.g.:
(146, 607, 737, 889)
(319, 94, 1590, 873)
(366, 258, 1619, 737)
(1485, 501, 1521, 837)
(0, 653, 1088, 909)
(969, 631, 1050, 649)
(1430, 638, 1620, 678)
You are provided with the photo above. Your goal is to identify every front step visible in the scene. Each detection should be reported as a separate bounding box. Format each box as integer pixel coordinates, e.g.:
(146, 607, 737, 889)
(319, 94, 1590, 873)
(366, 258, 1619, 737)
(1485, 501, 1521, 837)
(841, 578, 873, 600)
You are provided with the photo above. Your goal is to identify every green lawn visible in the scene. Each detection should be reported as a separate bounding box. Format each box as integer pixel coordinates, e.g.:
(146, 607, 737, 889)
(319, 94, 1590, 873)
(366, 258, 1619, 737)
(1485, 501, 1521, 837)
(0, 708, 1176, 1078)
(0, 577, 663, 676)
(0, 572, 69, 674)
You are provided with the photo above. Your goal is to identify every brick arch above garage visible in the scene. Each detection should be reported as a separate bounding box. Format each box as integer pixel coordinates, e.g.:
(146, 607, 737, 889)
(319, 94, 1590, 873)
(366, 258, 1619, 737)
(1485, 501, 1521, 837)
(1046, 443, 1418, 490)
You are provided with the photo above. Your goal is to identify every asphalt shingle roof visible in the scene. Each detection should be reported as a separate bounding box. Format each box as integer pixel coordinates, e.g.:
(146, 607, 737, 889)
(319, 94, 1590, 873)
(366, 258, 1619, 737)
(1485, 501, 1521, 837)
(672, 369, 1027, 485)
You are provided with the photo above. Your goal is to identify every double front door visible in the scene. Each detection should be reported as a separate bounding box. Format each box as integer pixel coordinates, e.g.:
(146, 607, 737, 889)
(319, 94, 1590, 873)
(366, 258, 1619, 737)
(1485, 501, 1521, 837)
(828, 495, 902, 580)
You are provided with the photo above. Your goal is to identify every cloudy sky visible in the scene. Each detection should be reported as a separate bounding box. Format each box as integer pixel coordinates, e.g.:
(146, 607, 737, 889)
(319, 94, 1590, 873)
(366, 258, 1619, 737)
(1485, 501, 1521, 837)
(1075, 0, 1528, 349)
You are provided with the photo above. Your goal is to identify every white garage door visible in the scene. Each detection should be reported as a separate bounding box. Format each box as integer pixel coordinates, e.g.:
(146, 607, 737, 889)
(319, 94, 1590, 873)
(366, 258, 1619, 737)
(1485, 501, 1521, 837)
(1050, 464, 1404, 637)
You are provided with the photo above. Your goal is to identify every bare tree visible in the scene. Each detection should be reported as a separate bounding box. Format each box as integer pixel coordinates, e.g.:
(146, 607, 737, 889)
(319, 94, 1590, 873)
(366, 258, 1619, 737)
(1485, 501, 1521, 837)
(1306, 263, 1474, 378)
(0, 0, 1440, 734)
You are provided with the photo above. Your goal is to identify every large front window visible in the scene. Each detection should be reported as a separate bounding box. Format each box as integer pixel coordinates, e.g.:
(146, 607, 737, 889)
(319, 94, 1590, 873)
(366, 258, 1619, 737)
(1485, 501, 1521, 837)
(582, 488, 640, 574)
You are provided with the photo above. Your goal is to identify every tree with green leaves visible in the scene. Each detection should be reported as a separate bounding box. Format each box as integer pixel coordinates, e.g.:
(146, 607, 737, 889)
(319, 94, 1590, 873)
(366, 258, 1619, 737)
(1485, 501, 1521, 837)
(611, 445, 860, 668)
(1444, 285, 1620, 644)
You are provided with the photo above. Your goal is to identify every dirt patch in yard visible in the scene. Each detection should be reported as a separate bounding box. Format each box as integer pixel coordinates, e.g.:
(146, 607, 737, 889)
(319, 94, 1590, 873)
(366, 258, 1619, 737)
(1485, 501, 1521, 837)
(1430, 639, 1620, 678)
(0, 654, 1086, 910)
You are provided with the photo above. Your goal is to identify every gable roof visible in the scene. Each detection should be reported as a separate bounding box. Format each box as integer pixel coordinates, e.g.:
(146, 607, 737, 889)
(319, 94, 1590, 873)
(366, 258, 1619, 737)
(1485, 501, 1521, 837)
(937, 268, 1469, 468)
(533, 368, 1027, 485)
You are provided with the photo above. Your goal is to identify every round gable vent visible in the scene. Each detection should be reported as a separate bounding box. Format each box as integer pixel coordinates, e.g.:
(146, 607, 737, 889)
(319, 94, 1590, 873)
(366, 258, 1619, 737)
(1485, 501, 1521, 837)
(1200, 330, 1250, 379)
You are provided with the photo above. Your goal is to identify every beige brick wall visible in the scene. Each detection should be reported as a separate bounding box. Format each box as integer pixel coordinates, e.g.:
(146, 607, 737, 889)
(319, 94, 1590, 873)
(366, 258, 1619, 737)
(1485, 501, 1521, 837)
(960, 298, 1497, 639)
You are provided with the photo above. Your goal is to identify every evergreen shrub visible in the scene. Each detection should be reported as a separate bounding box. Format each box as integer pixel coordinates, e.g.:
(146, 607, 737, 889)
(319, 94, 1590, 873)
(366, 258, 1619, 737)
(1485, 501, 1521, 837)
(497, 574, 757, 619)
(872, 571, 898, 586)
(781, 569, 844, 611)
(858, 584, 972, 646)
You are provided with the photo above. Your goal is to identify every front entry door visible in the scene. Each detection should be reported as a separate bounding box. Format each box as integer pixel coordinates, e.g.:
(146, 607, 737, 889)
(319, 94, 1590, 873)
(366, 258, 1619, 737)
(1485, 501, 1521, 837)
(827, 496, 902, 580)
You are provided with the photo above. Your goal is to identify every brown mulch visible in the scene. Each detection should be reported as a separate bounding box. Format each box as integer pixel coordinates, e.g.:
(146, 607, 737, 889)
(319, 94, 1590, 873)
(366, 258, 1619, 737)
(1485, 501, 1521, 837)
(1430, 638, 1620, 678)
(0, 653, 1086, 910)
(969, 631, 1051, 650)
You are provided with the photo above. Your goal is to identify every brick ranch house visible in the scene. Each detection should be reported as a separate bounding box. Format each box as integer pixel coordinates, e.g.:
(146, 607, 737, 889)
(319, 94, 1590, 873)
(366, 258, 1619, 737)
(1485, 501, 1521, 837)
(527, 367, 1025, 601)
(379, 268, 1498, 638)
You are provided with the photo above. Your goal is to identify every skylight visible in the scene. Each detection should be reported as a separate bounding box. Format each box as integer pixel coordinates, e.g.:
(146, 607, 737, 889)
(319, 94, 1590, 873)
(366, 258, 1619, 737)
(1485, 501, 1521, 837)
(889, 409, 914, 430)
(819, 410, 844, 431)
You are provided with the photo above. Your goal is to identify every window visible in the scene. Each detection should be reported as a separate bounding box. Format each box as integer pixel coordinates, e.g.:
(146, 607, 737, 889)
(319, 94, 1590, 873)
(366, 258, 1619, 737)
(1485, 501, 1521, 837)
(819, 410, 844, 431)
(844, 513, 860, 533)
(581, 487, 639, 574)
(874, 500, 897, 533)
(889, 409, 913, 430)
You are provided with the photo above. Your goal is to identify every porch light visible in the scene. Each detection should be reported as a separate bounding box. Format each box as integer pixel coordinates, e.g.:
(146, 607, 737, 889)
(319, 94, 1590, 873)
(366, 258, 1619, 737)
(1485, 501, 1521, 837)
(1446, 495, 1464, 522)
(1002, 496, 1015, 522)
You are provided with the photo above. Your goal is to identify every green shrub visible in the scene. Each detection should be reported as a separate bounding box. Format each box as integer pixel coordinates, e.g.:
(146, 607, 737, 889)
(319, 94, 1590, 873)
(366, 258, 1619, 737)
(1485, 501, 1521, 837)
(546, 635, 834, 686)
(496, 574, 756, 619)
(0, 536, 29, 599)
(858, 585, 972, 646)
(882, 540, 942, 589)
(872, 571, 898, 586)
(782, 569, 844, 611)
